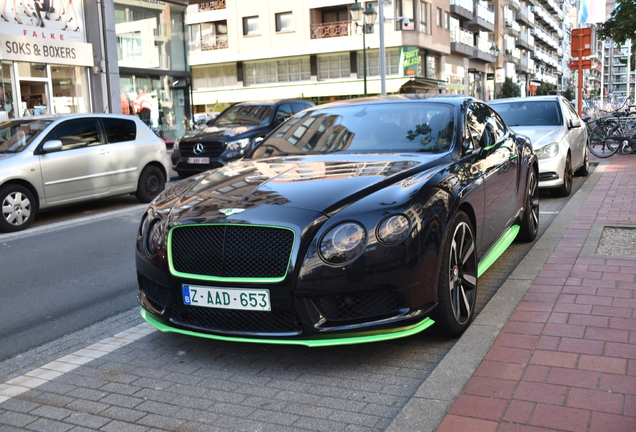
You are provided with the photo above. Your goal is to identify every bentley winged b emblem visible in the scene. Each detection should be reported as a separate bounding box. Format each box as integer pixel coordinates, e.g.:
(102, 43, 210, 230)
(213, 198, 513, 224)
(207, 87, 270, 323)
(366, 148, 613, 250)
(219, 208, 246, 216)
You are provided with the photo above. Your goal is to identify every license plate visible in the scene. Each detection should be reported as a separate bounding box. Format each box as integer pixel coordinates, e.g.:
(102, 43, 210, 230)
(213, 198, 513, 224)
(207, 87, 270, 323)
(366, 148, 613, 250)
(187, 157, 209, 164)
(182, 285, 271, 311)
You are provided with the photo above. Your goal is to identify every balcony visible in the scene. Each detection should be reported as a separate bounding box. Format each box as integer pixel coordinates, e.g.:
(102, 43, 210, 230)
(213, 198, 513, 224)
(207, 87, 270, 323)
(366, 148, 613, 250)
(467, 3, 495, 33)
(470, 36, 496, 62)
(450, 0, 473, 21)
(503, 0, 520, 11)
(189, 35, 228, 52)
(541, 0, 564, 20)
(310, 20, 353, 39)
(450, 27, 475, 57)
(516, 55, 534, 74)
(516, 30, 534, 50)
(515, 5, 534, 27)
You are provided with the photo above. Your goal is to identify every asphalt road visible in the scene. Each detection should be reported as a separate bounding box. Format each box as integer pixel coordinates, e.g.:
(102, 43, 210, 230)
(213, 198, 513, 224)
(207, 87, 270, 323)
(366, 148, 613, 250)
(0, 172, 590, 364)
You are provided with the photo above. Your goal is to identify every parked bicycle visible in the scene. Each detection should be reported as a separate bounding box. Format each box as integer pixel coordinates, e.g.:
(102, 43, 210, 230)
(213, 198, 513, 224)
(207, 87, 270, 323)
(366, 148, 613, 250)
(587, 105, 636, 158)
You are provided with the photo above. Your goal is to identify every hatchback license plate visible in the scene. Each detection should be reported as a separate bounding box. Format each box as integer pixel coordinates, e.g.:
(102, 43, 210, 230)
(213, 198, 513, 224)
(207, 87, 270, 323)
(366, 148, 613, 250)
(182, 285, 270, 311)
(187, 157, 209, 164)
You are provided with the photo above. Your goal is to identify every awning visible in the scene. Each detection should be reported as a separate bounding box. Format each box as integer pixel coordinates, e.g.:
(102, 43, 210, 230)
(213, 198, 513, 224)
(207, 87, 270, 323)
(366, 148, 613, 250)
(193, 76, 420, 105)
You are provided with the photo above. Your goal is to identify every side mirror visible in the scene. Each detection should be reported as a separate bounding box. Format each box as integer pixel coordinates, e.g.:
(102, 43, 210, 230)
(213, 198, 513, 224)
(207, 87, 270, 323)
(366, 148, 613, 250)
(275, 116, 287, 125)
(479, 124, 496, 149)
(41, 140, 63, 153)
(568, 118, 581, 129)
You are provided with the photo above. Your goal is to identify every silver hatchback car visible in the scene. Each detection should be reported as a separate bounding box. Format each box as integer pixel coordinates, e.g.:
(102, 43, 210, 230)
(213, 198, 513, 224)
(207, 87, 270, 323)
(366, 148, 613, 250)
(0, 114, 171, 232)
(490, 96, 589, 197)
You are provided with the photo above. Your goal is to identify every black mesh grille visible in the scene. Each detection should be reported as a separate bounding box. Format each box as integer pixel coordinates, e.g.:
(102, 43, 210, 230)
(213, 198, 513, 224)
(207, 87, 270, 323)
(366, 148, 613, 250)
(312, 290, 402, 321)
(171, 225, 294, 279)
(139, 275, 170, 310)
(171, 301, 302, 334)
(180, 141, 225, 158)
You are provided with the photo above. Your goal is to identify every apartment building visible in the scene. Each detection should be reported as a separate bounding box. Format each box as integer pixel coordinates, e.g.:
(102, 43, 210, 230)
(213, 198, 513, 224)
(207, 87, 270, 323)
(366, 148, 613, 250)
(187, 0, 574, 112)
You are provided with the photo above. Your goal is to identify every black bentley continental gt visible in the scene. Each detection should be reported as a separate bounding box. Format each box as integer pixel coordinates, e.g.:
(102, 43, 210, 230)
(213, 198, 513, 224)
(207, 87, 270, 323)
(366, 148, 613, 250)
(136, 95, 539, 347)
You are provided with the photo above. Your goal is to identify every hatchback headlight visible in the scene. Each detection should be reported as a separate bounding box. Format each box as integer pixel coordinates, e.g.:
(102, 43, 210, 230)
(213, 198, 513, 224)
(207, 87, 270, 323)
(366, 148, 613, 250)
(226, 138, 251, 152)
(320, 222, 367, 264)
(377, 214, 411, 244)
(535, 142, 559, 159)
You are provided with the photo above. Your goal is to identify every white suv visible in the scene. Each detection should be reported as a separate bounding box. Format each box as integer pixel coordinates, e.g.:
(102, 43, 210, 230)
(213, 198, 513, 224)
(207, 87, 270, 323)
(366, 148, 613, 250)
(0, 114, 171, 232)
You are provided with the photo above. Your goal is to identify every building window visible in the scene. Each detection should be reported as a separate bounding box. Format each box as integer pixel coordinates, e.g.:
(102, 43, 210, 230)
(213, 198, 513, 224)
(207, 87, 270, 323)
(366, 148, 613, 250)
(399, 0, 415, 30)
(317, 54, 350, 80)
(445, 11, 450, 30)
(243, 16, 260, 36)
(276, 12, 293, 32)
(192, 64, 238, 89)
(189, 21, 228, 51)
(357, 48, 400, 77)
(420, 1, 429, 34)
(436, 8, 443, 27)
(244, 57, 311, 85)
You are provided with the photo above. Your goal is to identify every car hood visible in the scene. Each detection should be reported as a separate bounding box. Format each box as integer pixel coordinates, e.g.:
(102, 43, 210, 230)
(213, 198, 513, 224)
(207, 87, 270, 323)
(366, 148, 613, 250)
(154, 154, 445, 223)
(179, 123, 264, 141)
(508, 126, 565, 149)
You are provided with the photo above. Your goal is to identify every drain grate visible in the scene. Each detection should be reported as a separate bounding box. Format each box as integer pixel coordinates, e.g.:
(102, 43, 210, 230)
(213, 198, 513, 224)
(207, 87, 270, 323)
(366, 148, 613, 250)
(596, 227, 636, 257)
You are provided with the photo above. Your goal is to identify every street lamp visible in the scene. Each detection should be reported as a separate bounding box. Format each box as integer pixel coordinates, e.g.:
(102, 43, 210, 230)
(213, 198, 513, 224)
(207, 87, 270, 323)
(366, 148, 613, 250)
(350, 0, 377, 97)
(490, 44, 500, 100)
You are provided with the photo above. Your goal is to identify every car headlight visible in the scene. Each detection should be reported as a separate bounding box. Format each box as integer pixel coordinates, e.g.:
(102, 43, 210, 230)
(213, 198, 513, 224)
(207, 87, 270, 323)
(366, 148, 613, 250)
(377, 214, 411, 244)
(143, 218, 164, 257)
(535, 142, 559, 159)
(319, 222, 367, 264)
(226, 138, 251, 152)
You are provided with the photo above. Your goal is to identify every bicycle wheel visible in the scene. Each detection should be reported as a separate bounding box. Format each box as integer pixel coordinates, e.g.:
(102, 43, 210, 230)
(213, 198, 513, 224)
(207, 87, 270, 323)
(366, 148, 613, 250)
(588, 123, 618, 158)
(615, 122, 636, 155)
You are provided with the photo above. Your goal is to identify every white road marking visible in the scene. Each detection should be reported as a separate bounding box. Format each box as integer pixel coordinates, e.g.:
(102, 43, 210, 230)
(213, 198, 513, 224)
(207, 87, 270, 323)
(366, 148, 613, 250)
(0, 323, 156, 404)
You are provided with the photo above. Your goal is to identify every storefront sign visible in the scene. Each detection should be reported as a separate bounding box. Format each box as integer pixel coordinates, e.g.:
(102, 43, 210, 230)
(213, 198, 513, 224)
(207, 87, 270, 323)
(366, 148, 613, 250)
(0, 34, 93, 67)
(400, 46, 421, 77)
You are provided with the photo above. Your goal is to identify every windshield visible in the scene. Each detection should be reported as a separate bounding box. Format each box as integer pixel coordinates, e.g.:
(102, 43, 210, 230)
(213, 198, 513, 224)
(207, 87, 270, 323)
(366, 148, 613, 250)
(491, 101, 563, 126)
(214, 104, 274, 127)
(0, 120, 52, 153)
(248, 102, 455, 158)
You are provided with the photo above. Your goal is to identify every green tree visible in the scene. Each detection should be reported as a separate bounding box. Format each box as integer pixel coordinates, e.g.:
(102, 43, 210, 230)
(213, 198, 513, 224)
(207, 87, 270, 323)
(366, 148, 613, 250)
(500, 78, 521, 98)
(536, 82, 555, 96)
(563, 86, 575, 101)
(597, 0, 636, 46)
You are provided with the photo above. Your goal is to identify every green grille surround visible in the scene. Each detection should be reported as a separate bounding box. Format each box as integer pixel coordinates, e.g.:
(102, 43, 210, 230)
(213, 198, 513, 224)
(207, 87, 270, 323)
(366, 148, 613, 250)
(168, 223, 296, 283)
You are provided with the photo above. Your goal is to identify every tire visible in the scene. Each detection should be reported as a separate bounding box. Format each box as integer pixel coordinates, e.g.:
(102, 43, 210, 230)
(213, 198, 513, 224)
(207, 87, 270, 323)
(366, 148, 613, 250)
(588, 123, 618, 158)
(0, 184, 36, 233)
(136, 166, 165, 203)
(552, 154, 572, 197)
(433, 211, 477, 337)
(574, 146, 589, 177)
(517, 167, 539, 243)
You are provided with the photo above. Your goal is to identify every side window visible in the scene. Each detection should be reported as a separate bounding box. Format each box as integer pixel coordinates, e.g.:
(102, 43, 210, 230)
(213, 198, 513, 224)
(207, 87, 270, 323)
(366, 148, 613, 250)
(489, 108, 506, 142)
(465, 102, 487, 150)
(292, 102, 309, 114)
(102, 118, 137, 143)
(44, 119, 102, 151)
(564, 99, 578, 119)
(276, 103, 294, 121)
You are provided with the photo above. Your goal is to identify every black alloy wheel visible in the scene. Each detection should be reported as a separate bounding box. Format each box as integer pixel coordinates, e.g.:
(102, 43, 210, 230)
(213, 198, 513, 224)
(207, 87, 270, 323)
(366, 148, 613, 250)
(434, 211, 477, 337)
(552, 154, 572, 197)
(136, 166, 165, 203)
(0, 184, 36, 232)
(517, 167, 539, 242)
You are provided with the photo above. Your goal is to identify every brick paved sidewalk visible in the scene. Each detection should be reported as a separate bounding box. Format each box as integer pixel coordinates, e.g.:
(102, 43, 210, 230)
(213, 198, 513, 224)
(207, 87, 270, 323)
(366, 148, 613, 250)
(437, 156, 636, 432)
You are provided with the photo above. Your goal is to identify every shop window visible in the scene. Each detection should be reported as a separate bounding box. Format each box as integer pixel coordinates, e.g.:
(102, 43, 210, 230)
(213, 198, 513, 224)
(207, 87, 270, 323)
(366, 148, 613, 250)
(45, 119, 102, 151)
(276, 12, 293, 32)
(317, 54, 350, 80)
(102, 118, 137, 143)
(192, 64, 237, 89)
(244, 58, 310, 85)
(356, 49, 399, 77)
(0, 63, 14, 120)
(243, 16, 260, 36)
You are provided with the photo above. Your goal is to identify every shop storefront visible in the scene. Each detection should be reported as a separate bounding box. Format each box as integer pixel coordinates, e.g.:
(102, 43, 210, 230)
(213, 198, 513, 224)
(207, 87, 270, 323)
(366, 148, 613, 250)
(0, 2, 93, 121)
(114, 0, 190, 144)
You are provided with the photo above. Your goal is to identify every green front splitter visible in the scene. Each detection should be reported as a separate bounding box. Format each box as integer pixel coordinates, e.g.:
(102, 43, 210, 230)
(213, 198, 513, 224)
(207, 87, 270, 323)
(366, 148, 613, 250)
(141, 309, 435, 347)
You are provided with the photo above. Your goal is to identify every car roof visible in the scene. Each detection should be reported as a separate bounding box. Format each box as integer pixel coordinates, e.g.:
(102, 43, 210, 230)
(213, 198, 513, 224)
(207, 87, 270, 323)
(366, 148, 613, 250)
(10, 113, 142, 122)
(304, 94, 478, 111)
(234, 99, 315, 107)
(490, 96, 563, 104)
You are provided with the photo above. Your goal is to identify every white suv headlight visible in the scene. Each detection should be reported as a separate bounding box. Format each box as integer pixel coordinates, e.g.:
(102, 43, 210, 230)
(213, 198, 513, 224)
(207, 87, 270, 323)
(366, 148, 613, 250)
(535, 142, 559, 159)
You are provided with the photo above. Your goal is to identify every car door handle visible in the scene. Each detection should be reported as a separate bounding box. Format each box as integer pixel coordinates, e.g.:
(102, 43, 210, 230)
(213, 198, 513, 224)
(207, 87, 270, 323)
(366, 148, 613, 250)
(99, 148, 110, 155)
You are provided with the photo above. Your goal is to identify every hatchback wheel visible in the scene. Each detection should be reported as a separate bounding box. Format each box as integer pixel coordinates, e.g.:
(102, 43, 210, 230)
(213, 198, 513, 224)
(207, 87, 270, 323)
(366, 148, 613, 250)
(136, 166, 165, 203)
(0, 184, 36, 232)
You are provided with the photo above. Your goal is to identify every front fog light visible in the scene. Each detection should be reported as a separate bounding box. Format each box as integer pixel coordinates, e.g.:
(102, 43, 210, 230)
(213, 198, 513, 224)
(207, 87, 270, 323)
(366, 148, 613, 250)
(144, 219, 163, 257)
(320, 222, 366, 264)
(378, 214, 410, 244)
